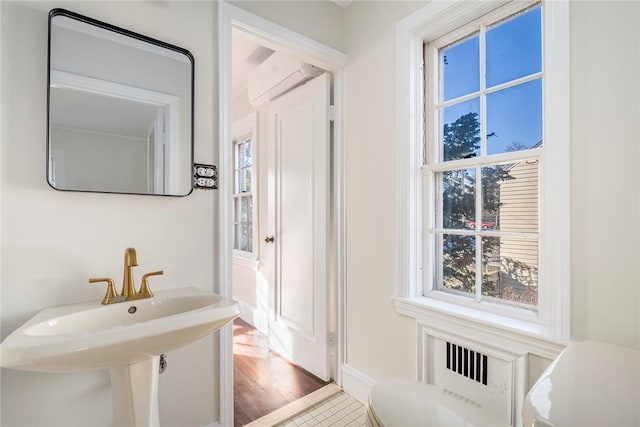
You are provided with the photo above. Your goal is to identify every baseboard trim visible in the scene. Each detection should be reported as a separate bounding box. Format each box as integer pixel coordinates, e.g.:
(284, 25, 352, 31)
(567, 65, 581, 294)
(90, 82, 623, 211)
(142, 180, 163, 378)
(341, 364, 377, 404)
(235, 297, 268, 335)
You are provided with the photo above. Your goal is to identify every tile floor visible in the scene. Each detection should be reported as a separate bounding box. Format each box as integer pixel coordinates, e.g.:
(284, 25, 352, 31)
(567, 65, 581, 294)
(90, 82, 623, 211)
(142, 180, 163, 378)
(274, 392, 365, 427)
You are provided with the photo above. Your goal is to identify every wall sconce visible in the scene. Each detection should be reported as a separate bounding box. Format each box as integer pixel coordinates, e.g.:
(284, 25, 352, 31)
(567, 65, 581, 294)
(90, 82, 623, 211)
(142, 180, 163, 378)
(193, 164, 217, 190)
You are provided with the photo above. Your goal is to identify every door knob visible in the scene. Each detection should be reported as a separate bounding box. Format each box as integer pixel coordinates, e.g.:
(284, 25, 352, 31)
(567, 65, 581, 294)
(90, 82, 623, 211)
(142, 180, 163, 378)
(264, 235, 275, 244)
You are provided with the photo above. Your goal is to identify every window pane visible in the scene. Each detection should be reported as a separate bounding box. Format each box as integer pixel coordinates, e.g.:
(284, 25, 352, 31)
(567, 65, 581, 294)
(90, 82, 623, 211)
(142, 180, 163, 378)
(246, 196, 253, 223)
(440, 234, 476, 296)
(441, 34, 480, 101)
(482, 163, 538, 233)
(238, 142, 246, 168)
(441, 98, 481, 161)
(244, 168, 252, 192)
(233, 223, 253, 252)
(243, 140, 252, 166)
(486, 79, 542, 155)
(237, 169, 252, 193)
(240, 196, 249, 222)
(237, 169, 245, 193)
(238, 140, 252, 168)
(441, 168, 476, 229)
(234, 198, 240, 222)
(486, 7, 541, 88)
(482, 236, 538, 307)
(240, 224, 253, 252)
(233, 137, 254, 253)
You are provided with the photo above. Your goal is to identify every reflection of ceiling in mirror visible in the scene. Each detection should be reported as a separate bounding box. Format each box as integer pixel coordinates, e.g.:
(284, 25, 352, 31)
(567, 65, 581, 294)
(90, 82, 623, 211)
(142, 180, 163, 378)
(52, 15, 190, 63)
(50, 87, 158, 138)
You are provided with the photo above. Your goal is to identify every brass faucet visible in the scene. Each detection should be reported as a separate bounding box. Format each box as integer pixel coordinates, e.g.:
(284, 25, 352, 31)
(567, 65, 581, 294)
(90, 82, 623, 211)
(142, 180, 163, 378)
(121, 247, 138, 299)
(89, 248, 163, 304)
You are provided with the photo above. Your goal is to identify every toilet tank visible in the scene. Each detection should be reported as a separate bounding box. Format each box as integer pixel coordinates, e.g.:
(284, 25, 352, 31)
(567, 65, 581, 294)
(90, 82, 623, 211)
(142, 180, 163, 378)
(522, 341, 639, 427)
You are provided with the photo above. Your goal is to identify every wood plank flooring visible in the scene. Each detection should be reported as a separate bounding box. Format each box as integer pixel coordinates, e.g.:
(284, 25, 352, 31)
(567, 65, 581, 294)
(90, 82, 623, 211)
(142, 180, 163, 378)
(233, 318, 329, 427)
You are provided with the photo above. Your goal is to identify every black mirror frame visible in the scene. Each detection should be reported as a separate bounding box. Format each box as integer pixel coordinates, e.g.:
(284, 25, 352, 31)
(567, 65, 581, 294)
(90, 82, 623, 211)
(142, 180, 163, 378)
(47, 8, 195, 197)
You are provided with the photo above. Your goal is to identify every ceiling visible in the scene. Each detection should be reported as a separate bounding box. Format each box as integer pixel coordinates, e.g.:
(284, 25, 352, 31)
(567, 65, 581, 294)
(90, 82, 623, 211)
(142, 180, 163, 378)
(232, 29, 275, 98)
(50, 87, 159, 138)
(231, 0, 352, 98)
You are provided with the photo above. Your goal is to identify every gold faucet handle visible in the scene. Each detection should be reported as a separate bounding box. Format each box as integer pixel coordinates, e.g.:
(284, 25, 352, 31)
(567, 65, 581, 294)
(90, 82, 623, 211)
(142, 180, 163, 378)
(139, 270, 163, 298)
(89, 277, 119, 305)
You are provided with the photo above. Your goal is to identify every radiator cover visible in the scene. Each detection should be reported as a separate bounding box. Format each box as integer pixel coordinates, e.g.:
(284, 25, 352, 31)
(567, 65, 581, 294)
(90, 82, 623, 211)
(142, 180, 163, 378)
(418, 324, 529, 426)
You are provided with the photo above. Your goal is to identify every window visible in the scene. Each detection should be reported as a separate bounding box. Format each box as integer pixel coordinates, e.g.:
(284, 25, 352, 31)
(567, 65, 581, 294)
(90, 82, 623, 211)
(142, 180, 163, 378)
(396, 0, 570, 340)
(425, 5, 542, 314)
(233, 133, 254, 254)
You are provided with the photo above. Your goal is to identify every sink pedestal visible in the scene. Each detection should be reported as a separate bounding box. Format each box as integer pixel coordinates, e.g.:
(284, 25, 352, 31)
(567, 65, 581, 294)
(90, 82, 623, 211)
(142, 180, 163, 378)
(110, 356, 160, 427)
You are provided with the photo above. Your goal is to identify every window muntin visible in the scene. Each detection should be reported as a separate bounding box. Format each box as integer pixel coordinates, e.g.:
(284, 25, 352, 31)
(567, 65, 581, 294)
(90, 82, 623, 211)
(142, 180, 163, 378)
(233, 136, 254, 253)
(425, 4, 542, 313)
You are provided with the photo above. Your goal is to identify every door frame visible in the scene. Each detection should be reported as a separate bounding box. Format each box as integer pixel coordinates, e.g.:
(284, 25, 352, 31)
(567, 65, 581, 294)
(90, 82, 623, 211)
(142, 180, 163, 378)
(217, 3, 347, 426)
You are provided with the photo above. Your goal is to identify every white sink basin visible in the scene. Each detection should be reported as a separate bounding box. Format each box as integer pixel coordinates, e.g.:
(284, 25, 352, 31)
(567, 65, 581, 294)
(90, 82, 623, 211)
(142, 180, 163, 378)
(1, 287, 240, 373)
(1, 287, 240, 426)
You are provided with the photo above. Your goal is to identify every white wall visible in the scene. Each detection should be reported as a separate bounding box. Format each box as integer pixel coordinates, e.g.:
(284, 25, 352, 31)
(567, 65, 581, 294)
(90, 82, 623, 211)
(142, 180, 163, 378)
(233, 90, 254, 123)
(569, 1, 640, 348)
(342, 1, 426, 382)
(341, 0, 640, 388)
(50, 127, 148, 193)
(228, 1, 345, 53)
(1, 1, 218, 426)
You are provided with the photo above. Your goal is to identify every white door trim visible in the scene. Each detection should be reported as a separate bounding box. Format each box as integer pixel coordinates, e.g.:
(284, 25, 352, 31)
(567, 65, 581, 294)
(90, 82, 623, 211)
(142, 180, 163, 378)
(217, 3, 347, 426)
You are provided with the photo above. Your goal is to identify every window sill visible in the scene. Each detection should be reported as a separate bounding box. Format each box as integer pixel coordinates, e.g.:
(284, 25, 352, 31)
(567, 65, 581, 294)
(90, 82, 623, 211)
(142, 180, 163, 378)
(393, 296, 567, 359)
(232, 252, 259, 271)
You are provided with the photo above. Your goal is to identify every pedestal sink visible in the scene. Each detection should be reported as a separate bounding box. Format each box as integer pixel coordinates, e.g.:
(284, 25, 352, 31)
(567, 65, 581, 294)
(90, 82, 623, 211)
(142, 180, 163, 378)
(0, 287, 240, 426)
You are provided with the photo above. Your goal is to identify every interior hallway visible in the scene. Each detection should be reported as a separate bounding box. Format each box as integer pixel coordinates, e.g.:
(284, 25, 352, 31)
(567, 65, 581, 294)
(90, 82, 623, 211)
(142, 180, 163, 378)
(233, 319, 329, 426)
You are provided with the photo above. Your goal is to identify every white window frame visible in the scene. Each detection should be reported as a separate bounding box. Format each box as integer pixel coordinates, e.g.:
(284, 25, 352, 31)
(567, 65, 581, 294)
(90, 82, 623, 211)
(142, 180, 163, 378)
(232, 111, 259, 262)
(425, 4, 544, 320)
(395, 0, 570, 345)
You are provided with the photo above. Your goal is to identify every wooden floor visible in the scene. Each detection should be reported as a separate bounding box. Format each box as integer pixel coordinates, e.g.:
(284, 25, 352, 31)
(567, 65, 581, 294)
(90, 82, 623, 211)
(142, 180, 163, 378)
(233, 318, 329, 427)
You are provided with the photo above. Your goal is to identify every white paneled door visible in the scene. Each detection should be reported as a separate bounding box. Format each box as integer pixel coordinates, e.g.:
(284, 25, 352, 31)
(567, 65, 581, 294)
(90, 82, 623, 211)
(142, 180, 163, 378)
(265, 73, 330, 381)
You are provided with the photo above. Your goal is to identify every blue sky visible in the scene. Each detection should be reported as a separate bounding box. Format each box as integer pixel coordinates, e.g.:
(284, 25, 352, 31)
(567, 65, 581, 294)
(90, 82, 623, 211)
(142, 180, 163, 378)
(441, 6, 542, 158)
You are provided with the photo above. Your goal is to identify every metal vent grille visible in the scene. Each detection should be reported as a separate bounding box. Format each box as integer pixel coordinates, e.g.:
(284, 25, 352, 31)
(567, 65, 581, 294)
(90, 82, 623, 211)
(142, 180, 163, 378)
(446, 341, 488, 386)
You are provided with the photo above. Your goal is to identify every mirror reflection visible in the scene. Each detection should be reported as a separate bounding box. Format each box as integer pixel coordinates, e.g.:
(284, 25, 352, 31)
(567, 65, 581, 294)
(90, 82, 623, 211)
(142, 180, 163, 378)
(48, 9, 194, 196)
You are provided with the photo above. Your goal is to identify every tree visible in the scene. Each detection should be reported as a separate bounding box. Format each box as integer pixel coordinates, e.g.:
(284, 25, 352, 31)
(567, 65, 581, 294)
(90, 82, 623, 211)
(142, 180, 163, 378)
(442, 112, 480, 161)
(440, 112, 540, 304)
(441, 112, 509, 295)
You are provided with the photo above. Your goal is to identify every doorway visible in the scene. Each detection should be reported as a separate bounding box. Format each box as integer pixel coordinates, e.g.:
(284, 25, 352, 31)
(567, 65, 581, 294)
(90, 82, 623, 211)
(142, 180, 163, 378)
(232, 319, 329, 426)
(230, 26, 333, 425)
(218, 3, 347, 425)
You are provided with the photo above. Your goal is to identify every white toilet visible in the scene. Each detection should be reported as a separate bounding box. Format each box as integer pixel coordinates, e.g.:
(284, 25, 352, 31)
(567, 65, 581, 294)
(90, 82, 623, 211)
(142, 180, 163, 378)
(522, 340, 639, 427)
(365, 379, 509, 427)
(366, 341, 639, 427)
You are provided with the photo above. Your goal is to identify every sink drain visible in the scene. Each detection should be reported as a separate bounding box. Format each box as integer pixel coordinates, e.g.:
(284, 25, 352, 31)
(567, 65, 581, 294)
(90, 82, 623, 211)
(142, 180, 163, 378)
(127, 306, 137, 314)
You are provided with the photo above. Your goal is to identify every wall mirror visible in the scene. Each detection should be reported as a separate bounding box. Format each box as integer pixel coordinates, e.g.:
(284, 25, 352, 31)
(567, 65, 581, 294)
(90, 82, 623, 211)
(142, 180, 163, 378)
(47, 9, 194, 196)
